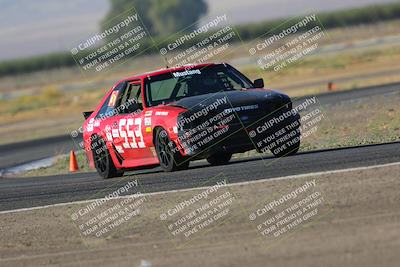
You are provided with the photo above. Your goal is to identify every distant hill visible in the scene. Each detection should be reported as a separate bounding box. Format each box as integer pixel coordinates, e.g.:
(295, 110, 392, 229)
(0, 0, 109, 61)
(0, 0, 398, 61)
(202, 0, 399, 24)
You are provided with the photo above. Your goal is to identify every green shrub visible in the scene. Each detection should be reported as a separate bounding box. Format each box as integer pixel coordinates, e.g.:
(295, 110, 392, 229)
(1, 2, 400, 76)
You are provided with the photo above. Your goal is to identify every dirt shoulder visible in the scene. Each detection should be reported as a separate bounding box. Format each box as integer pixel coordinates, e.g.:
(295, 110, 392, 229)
(14, 90, 400, 177)
(0, 164, 399, 267)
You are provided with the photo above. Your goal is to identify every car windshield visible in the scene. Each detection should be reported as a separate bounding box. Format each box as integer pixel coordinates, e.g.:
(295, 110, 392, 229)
(144, 64, 254, 107)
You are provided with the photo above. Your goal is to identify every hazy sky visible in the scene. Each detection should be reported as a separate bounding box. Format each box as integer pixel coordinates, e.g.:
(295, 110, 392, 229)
(0, 0, 397, 61)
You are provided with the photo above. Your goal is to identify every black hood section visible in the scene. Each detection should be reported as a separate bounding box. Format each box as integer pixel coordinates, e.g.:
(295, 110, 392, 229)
(173, 89, 293, 130)
(168, 89, 289, 111)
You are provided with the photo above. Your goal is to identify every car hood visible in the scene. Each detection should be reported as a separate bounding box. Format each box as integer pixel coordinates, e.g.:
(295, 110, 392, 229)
(168, 89, 290, 111)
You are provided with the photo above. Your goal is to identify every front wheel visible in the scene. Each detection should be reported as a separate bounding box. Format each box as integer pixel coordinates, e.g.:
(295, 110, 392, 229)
(92, 136, 123, 179)
(207, 153, 232, 166)
(155, 128, 189, 172)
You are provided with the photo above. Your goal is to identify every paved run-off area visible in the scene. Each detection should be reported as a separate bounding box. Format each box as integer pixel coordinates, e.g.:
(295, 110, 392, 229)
(0, 163, 399, 267)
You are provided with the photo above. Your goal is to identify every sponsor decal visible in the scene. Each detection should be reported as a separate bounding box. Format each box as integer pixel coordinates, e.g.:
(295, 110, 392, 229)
(145, 110, 153, 116)
(87, 118, 95, 132)
(145, 127, 152, 133)
(144, 117, 152, 126)
(106, 132, 113, 141)
(172, 69, 201, 78)
(155, 111, 169, 116)
(224, 104, 259, 113)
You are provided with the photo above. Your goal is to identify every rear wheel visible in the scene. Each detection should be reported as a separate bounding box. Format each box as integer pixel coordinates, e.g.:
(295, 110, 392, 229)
(155, 128, 189, 172)
(92, 136, 123, 179)
(207, 153, 232, 166)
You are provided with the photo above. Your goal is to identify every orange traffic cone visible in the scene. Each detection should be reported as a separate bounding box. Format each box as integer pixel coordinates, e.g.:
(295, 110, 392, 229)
(69, 150, 79, 172)
(328, 81, 336, 91)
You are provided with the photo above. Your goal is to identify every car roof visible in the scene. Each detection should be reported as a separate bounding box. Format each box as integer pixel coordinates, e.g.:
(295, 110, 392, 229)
(117, 62, 224, 83)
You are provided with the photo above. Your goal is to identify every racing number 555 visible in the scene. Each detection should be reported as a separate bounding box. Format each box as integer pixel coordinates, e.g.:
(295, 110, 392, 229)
(108, 82, 147, 159)
(110, 117, 145, 154)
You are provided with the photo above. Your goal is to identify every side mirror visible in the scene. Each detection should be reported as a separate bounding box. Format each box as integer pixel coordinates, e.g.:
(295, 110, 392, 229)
(253, 78, 264, 88)
(83, 111, 93, 120)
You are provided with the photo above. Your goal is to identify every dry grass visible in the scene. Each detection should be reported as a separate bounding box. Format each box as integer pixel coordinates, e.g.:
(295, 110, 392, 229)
(301, 92, 400, 150)
(1, 20, 400, 144)
(17, 91, 400, 177)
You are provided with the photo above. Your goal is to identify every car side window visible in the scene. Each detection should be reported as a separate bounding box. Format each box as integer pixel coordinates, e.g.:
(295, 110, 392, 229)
(96, 82, 126, 119)
(128, 83, 142, 106)
(117, 82, 143, 113)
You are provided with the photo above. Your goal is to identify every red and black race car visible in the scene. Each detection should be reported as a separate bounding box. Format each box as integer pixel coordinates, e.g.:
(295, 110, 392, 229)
(83, 63, 300, 178)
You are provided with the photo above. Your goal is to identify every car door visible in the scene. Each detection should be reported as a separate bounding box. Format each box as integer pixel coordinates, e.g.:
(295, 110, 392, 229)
(109, 81, 153, 165)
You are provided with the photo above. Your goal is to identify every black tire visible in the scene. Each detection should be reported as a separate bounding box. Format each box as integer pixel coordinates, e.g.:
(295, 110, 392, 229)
(207, 153, 232, 166)
(92, 136, 123, 179)
(271, 133, 300, 158)
(155, 128, 189, 172)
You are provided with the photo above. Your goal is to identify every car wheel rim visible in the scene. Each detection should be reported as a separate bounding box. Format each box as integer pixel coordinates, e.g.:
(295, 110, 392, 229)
(157, 131, 172, 167)
(94, 141, 108, 173)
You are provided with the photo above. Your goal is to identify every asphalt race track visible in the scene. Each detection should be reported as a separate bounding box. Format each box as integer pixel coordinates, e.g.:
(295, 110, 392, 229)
(0, 142, 399, 212)
(0, 81, 399, 170)
(0, 82, 399, 213)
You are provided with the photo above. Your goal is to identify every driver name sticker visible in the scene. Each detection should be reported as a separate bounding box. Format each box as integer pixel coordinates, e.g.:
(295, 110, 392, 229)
(172, 69, 201, 78)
